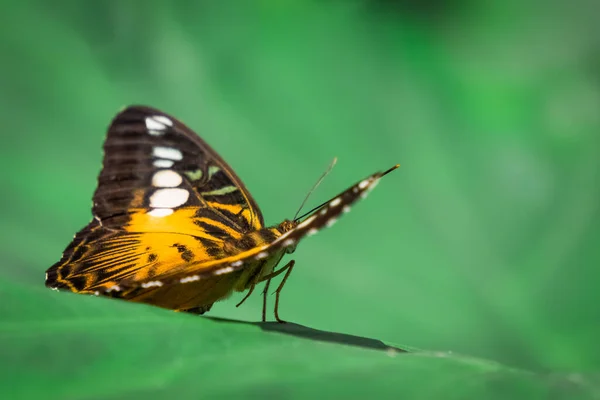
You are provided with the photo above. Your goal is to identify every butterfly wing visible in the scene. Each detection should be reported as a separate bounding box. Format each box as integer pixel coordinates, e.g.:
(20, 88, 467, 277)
(99, 168, 391, 301)
(46, 106, 264, 302)
(95, 105, 264, 232)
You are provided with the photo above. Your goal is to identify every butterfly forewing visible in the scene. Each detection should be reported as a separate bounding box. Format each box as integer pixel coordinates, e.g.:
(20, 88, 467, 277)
(94, 106, 264, 234)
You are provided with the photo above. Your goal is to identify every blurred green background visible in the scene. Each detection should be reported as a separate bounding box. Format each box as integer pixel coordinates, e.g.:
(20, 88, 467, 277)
(1, 1, 599, 398)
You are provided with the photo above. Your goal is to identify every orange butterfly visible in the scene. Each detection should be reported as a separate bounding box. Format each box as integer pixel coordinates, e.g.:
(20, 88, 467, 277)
(45, 106, 398, 322)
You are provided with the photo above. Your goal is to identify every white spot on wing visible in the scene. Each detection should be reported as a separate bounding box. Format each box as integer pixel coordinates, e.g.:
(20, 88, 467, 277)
(360, 179, 380, 199)
(153, 115, 173, 126)
(307, 228, 318, 236)
(326, 218, 338, 228)
(215, 266, 234, 275)
(148, 208, 174, 217)
(330, 197, 342, 207)
(358, 179, 370, 190)
(152, 170, 183, 187)
(107, 285, 121, 292)
(283, 239, 296, 247)
(297, 215, 316, 229)
(145, 116, 172, 135)
(320, 208, 328, 216)
(231, 260, 243, 267)
(153, 146, 183, 161)
(343, 205, 351, 214)
(149, 188, 189, 208)
(180, 275, 200, 283)
(141, 281, 164, 288)
(154, 159, 174, 168)
(255, 251, 269, 260)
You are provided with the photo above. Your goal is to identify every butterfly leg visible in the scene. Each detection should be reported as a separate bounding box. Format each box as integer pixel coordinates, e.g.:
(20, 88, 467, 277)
(235, 283, 256, 308)
(261, 279, 271, 322)
(257, 259, 295, 322)
(259, 259, 296, 282)
(273, 260, 295, 323)
(237, 259, 293, 314)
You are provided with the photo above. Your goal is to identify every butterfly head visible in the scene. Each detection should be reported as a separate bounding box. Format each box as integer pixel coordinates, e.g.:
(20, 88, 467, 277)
(276, 219, 299, 253)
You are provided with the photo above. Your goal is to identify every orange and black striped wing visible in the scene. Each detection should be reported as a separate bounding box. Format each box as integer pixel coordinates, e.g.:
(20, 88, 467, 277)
(46, 105, 263, 296)
(45, 219, 227, 293)
(99, 167, 393, 299)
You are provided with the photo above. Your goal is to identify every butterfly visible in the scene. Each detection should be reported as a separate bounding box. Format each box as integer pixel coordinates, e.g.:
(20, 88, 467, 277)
(45, 105, 398, 322)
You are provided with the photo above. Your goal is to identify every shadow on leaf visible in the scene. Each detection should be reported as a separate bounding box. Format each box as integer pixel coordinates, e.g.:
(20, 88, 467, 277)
(205, 316, 407, 353)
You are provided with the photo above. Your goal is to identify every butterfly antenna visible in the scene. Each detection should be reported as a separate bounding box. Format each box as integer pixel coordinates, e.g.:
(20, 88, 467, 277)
(292, 157, 338, 221)
(294, 163, 400, 222)
(382, 164, 401, 177)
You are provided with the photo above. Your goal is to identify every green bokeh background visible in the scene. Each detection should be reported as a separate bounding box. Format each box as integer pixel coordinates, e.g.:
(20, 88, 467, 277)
(1, 1, 599, 398)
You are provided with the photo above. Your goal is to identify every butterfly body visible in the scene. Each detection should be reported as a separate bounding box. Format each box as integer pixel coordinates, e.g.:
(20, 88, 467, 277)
(45, 106, 397, 321)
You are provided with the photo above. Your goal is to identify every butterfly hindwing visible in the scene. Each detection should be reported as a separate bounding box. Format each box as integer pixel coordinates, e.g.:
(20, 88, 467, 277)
(46, 219, 228, 293)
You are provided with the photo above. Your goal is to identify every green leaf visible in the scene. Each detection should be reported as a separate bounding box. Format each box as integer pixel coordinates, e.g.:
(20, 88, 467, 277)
(2, 284, 598, 399)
